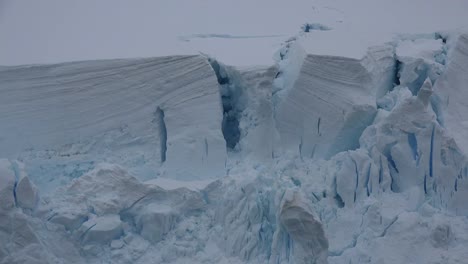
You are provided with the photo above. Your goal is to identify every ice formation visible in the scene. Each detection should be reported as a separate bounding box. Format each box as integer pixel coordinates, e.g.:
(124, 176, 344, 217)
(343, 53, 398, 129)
(0, 56, 226, 186)
(1, 21, 468, 264)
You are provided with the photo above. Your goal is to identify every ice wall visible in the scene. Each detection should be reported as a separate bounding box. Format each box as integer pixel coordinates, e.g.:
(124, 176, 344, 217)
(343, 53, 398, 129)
(433, 34, 468, 155)
(274, 43, 395, 159)
(0, 56, 227, 181)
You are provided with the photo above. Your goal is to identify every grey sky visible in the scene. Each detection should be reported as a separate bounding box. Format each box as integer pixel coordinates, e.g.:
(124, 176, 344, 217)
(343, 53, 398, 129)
(0, 0, 298, 66)
(0, 0, 190, 65)
(1, 0, 468, 66)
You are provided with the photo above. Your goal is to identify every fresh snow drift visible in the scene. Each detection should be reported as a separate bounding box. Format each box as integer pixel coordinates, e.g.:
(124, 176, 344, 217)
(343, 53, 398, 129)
(2, 1, 468, 263)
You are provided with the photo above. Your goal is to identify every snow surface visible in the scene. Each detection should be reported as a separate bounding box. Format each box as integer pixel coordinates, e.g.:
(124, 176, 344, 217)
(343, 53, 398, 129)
(2, 0, 468, 66)
(2, 1, 468, 264)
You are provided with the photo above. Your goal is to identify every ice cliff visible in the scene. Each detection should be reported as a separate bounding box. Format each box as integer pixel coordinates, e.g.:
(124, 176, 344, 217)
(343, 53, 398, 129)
(0, 56, 226, 186)
(1, 32, 468, 264)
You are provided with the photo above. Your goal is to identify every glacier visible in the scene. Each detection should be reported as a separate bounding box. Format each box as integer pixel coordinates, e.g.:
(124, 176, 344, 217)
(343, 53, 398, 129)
(0, 56, 227, 188)
(2, 21, 468, 264)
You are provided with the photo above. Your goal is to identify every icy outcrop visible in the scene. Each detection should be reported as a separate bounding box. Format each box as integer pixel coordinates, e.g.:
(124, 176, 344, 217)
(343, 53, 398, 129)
(278, 191, 328, 264)
(0, 159, 80, 264)
(15, 165, 38, 211)
(236, 66, 278, 159)
(395, 37, 445, 95)
(433, 34, 468, 155)
(0, 159, 38, 212)
(133, 204, 176, 243)
(0, 56, 227, 182)
(80, 215, 124, 244)
(361, 88, 468, 215)
(0, 159, 16, 212)
(274, 42, 394, 159)
(417, 78, 433, 107)
(331, 149, 392, 207)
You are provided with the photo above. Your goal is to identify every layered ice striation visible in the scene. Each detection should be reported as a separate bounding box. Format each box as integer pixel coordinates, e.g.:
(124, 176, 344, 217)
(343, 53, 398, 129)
(273, 38, 395, 160)
(0, 56, 227, 185)
(1, 32, 468, 264)
(433, 34, 468, 154)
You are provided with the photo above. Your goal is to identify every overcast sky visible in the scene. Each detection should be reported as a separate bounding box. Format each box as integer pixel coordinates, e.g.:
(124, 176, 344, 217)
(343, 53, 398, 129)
(0, 0, 305, 65)
(1, 0, 468, 66)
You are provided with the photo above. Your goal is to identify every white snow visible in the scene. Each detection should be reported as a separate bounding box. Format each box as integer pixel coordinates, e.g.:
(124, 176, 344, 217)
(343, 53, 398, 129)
(145, 178, 215, 191)
(1, 1, 468, 264)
